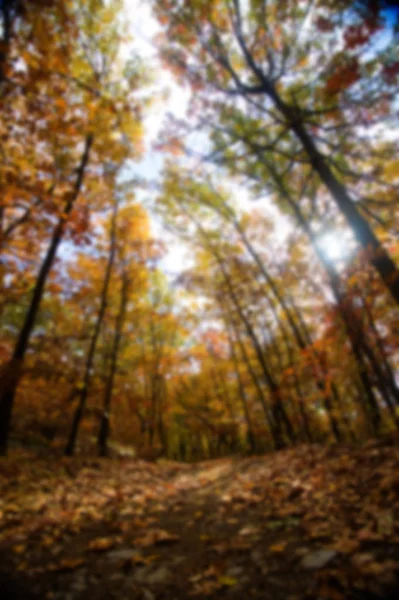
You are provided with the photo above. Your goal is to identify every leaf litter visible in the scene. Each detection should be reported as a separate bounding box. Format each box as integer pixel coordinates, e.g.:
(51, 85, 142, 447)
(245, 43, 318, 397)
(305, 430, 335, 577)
(0, 437, 399, 599)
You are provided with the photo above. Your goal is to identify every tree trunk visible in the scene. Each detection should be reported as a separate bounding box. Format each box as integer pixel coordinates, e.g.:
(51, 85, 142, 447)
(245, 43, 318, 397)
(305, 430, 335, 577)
(0, 134, 93, 455)
(180, 201, 293, 448)
(0, 0, 12, 84)
(65, 193, 119, 456)
(211, 199, 340, 441)
(98, 269, 129, 457)
(156, 377, 168, 455)
(267, 86, 399, 304)
(220, 18, 399, 304)
(226, 324, 257, 453)
(264, 162, 382, 434)
(214, 13, 399, 302)
(362, 298, 399, 410)
(230, 315, 275, 443)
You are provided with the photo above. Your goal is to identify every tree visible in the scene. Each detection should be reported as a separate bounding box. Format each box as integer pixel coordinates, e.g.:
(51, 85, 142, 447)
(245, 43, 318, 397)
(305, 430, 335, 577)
(96, 203, 152, 456)
(64, 194, 119, 456)
(0, 135, 93, 455)
(156, 159, 398, 450)
(0, 0, 145, 454)
(153, 0, 399, 302)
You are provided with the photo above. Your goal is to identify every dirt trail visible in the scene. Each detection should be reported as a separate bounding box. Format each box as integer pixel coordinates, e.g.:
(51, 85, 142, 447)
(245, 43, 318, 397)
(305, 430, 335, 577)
(1, 440, 399, 599)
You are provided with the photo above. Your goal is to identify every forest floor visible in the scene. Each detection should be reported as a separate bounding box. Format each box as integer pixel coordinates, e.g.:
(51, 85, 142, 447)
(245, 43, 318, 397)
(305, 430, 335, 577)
(1, 438, 399, 600)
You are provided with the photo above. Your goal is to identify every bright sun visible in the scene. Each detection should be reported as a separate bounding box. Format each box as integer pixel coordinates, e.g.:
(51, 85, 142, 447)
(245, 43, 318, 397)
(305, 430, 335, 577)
(314, 230, 355, 265)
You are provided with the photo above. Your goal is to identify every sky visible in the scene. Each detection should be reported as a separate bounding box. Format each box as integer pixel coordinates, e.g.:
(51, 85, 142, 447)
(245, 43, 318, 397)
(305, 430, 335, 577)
(121, 0, 194, 278)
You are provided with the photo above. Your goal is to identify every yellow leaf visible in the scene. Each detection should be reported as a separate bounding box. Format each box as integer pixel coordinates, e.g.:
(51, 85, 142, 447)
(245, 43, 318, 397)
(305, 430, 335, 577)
(87, 537, 115, 552)
(134, 528, 180, 547)
(55, 97, 67, 111)
(269, 542, 287, 553)
(384, 160, 399, 181)
(218, 575, 238, 586)
(129, 553, 159, 565)
(296, 56, 308, 69)
(52, 558, 86, 572)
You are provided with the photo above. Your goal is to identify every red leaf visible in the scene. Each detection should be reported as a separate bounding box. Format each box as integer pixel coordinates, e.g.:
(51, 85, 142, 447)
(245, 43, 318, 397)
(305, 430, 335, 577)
(344, 25, 370, 49)
(382, 61, 399, 84)
(316, 17, 334, 32)
(325, 59, 360, 95)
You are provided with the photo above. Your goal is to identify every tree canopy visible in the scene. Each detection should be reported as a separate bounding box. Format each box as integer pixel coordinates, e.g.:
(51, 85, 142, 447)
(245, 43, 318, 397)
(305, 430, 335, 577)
(0, 0, 398, 460)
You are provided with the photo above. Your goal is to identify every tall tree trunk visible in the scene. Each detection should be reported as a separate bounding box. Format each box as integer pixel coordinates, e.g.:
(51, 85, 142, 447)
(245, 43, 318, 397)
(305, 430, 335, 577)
(157, 377, 168, 455)
(361, 298, 399, 410)
(227, 18, 399, 302)
(219, 259, 288, 447)
(279, 319, 313, 443)
(206, 194, 341, 440)
(284, 293, 343, 441)
(179, 200, 294, 447)
(226, 311, 276, 444)
(65, 193, 119, 456)
(98, 269, 129, 457)
(0, 134, 93, 455)
(287, 114, 399, 304)
(233, 221, 337, 441)
(264, 162, 382, 433)
(226, 323, 257, 453)
(146, 312, 166, 450)
(357, 335, 398, 423)
(0, 0, 12, 84)
(235, 264, 302, 442)
(285, 292, 351, 433)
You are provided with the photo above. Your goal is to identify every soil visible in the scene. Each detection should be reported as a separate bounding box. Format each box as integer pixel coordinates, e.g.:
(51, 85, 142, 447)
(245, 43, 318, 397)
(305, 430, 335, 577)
(1, 438, 399, 599)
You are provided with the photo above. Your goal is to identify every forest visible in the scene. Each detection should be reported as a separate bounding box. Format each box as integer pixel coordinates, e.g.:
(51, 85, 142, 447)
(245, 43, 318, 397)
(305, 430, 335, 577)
(0, 1, 399, 599)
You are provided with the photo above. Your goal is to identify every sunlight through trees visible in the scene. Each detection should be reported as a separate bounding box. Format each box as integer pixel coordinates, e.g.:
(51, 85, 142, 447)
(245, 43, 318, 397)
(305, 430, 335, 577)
(0, 0, 398, 459)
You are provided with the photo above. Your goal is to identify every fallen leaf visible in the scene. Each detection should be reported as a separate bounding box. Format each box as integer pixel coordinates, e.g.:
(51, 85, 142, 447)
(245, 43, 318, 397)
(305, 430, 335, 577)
(333, 537, 360, 554)
(132, 553, 159, 565)
(351, 552, 375, 567)
(135, 528, 180, 547)
(238, 525, 258, 536)
(87, 537, 116, 552)
(218, 575, 238, 586)
(52, 558, 86, 572)
(269, 542, 287, 553)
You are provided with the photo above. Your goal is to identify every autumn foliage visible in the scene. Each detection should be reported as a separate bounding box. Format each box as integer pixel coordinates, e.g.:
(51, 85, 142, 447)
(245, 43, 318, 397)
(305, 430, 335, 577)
(0, 0, 398, 463)
(0, 2, 399, 599)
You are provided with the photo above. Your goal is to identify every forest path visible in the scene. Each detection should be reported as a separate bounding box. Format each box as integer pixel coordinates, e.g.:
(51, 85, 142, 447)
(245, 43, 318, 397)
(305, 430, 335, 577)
(1, 439, 399, 599)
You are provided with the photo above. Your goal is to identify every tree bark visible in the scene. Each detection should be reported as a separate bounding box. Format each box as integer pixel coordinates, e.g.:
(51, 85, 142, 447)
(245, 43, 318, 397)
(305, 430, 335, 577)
(205, 194, 341, 441)
(65, 193, 119, 456)
(0, 0, 12, 84)
(98, 268, 129, 457)
(264, 161, 382, 434)
(226, 322, 257, 453)
(0, 134, 93, 455)
(184, 201, 295, 448)
(226, 9, 399, 303)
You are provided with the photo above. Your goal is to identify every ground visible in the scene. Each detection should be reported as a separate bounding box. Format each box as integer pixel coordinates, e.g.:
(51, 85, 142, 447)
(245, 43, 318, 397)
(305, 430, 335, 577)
(1, 437, 399, 599)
